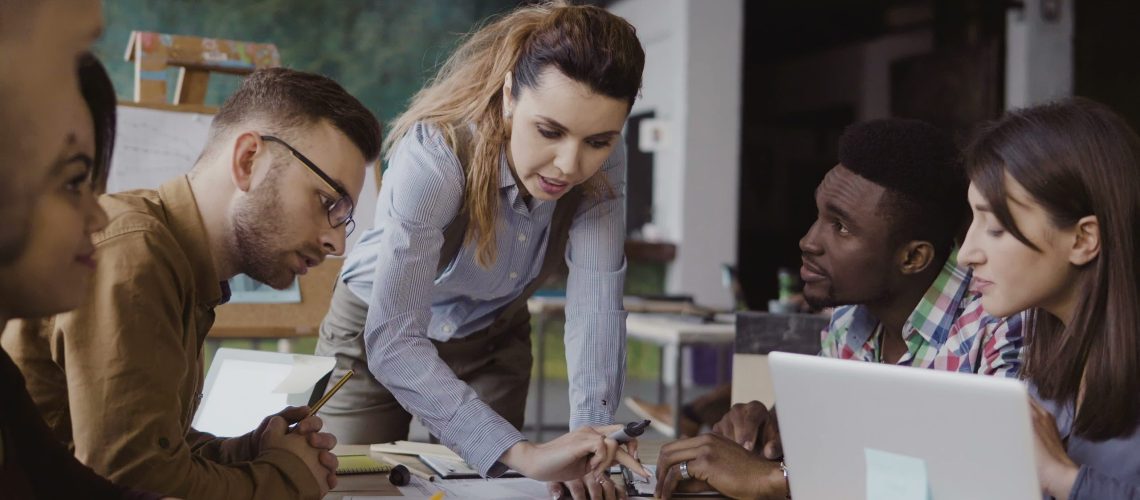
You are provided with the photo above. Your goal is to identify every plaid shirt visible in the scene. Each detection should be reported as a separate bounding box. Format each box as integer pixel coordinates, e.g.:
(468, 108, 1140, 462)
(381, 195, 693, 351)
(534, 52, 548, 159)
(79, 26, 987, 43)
(820, 249, 1024, 377)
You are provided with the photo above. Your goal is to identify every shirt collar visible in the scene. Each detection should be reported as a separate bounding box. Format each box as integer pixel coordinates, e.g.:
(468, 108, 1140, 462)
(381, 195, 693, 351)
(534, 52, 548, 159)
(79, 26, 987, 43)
(847, 247, 970, 348)
(497, 149, 550, 212)
(902, 247, 970, 345)
(157, 176, 226, 308)
(499, 149, 516, 190)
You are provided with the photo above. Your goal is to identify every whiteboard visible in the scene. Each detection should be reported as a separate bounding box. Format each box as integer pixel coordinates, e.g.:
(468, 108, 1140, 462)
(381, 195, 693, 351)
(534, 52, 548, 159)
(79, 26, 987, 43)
(107, 105, 213, 194)
(106, 104, 378, 252)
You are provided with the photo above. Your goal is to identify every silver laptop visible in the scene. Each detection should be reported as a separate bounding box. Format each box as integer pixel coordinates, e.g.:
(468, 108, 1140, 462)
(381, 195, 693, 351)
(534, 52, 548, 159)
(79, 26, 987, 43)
(193, 348, 335, 437)
(769, 352, 1039, 500)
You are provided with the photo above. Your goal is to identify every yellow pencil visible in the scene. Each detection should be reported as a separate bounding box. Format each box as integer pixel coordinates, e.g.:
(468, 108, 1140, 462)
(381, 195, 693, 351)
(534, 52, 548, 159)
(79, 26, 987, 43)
(308, 369, 353, 417)
(288, 370, 353, 433)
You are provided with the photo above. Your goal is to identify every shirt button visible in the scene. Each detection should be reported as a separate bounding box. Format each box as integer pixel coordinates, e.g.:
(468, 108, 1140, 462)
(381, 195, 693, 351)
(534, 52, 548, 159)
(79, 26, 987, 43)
(509, 272, 519, 279)
(442, 325, 453, 333)
(518, 234, 527, 242)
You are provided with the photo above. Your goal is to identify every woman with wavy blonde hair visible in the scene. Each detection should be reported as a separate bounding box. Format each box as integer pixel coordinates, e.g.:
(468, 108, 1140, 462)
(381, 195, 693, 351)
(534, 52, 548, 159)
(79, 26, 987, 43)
(317, 1, 647, 496)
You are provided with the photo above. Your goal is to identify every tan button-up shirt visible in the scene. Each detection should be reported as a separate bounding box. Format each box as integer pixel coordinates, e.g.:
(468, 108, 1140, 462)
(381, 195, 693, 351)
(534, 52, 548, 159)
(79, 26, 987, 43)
(1, 176, 319, 499)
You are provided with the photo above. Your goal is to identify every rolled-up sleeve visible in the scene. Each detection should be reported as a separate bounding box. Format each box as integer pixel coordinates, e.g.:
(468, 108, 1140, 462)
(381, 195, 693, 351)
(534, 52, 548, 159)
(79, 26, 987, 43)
(564, 142, 628, 430)
(363, 123, 524, 476)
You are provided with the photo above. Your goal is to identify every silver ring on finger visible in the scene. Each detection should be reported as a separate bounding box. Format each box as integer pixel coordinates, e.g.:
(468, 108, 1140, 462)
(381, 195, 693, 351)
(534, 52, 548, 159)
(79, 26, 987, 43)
(598, 474, 608, 485)
(679, 460, 692, 480)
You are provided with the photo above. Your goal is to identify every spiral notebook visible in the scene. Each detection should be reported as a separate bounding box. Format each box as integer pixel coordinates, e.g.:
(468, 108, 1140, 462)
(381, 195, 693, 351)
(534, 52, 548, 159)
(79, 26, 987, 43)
(336, 454, 391, 475)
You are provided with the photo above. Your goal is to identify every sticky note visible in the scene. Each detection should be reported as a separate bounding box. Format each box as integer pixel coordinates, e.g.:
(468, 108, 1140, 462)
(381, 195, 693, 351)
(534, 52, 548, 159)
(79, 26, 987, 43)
(864, 448, 933, 500)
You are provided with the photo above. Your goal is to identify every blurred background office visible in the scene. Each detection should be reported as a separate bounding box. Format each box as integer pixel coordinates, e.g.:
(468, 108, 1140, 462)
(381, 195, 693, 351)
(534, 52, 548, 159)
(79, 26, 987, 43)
(93, 0, 1136, 439)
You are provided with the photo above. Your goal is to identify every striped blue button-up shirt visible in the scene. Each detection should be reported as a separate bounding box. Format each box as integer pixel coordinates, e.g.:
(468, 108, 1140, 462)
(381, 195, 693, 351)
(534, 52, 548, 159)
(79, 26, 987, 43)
(340, 122, 628, 475)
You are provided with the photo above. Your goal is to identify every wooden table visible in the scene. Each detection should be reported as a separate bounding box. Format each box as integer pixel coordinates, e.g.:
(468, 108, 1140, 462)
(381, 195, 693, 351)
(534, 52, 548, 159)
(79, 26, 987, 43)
(325, 440, 729, 498)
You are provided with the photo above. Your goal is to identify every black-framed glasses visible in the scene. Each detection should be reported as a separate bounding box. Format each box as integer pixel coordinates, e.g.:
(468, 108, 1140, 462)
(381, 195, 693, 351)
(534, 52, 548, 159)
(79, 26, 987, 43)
(261, 135, 356, 237)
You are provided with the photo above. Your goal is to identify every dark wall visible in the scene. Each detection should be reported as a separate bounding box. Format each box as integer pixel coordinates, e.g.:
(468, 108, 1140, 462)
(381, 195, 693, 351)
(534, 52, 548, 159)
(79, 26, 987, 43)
(737, 0, 1006, 310)
(1075, 0, 1140, 131)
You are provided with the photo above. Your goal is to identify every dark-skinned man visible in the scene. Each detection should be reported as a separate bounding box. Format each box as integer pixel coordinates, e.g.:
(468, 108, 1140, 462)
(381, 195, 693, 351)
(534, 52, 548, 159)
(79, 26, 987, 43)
(655, 118, 1025, 499)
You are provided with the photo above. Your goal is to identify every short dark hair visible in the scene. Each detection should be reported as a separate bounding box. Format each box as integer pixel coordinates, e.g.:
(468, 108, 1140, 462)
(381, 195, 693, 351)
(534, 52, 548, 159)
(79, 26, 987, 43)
(210, 67, 381, 163)
(838, 118, 966, 259)
(78, 52, 117, 192)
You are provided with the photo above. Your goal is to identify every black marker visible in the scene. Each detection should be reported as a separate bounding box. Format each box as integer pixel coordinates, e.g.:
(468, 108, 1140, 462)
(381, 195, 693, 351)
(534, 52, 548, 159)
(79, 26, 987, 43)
(608, 419, 650, 443)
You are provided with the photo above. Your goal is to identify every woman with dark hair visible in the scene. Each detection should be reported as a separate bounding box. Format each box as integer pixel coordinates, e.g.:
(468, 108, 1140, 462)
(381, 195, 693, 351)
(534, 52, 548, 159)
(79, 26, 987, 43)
(0, 54, 167, 498)
(959, 97, 1140, 499)
(316, 0, 648, 496)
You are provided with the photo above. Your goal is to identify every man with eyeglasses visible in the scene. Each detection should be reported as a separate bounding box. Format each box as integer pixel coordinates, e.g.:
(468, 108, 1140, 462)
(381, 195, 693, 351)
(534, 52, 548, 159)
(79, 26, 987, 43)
(2, 68, 381, 500)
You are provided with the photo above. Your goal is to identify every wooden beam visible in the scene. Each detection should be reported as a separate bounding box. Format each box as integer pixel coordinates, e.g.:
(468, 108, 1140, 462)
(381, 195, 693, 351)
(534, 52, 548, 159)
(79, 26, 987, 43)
(174, 67, 210, 106)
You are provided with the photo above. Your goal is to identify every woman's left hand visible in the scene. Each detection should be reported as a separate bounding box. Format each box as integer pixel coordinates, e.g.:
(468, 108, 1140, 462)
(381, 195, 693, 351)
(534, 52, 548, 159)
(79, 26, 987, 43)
(1030, 400, 1079, 499)
(503, 425, 649, 485)
(549, 437, 641, 499)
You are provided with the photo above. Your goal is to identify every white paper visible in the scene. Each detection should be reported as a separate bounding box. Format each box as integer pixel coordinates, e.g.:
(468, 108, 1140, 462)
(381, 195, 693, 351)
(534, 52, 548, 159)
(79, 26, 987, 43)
(107, 106, 213, 193)
(342, 474, 551, 499)
(432, 477, 551, 499)
(192, 359, 291, 437)
(369, 441, 464, 460)
(626, 465, 719, 497)
(193, 353, 334, 437)
(272, 355, 337, 393)
(398, 476, 438, 497)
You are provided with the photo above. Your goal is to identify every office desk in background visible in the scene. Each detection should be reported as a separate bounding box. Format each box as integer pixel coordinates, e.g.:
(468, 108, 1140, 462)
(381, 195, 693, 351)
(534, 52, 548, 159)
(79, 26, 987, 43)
(624, 313, 736, 439)
(730, 312, 828, 408)
(526, 297, 726, 440)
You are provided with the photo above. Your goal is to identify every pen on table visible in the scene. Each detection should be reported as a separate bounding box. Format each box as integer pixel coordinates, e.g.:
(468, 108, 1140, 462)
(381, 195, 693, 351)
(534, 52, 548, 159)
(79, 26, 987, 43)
(287, 369, 353, 433)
